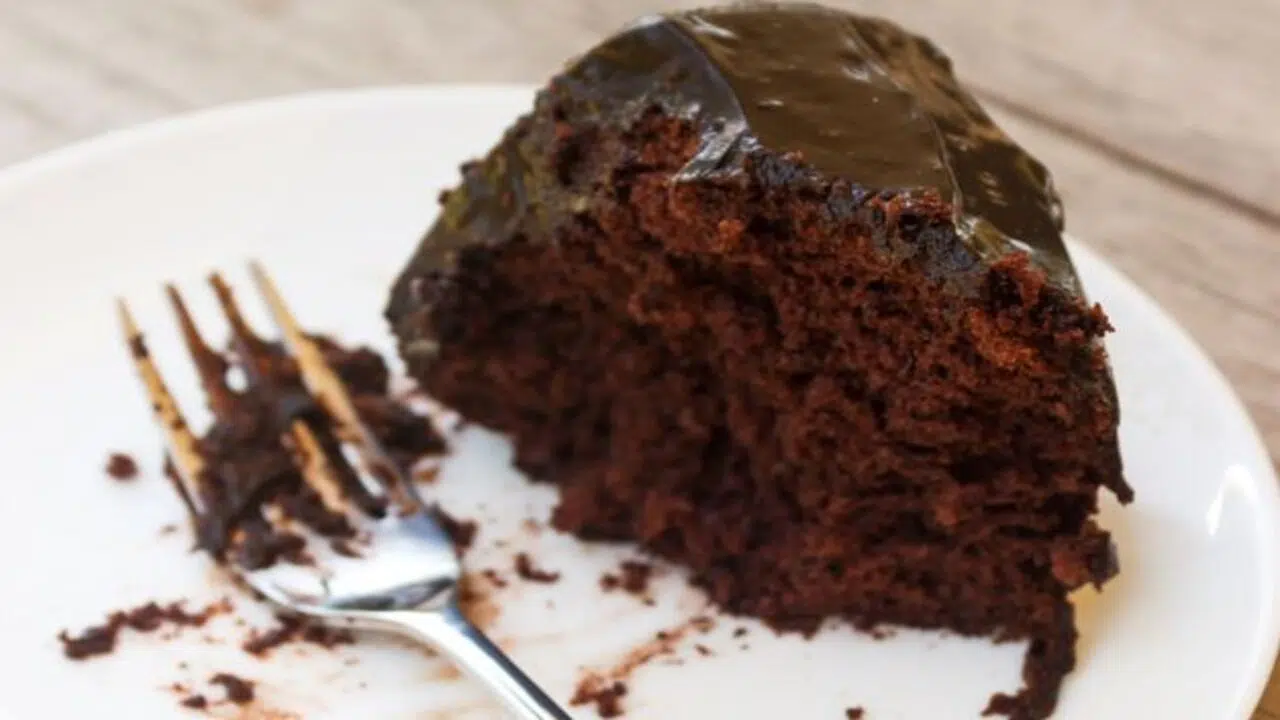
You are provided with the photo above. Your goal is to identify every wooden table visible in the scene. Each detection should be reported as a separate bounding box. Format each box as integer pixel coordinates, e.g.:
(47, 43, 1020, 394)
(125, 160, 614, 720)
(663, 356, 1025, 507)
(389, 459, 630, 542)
(1, 0, 1276, 715)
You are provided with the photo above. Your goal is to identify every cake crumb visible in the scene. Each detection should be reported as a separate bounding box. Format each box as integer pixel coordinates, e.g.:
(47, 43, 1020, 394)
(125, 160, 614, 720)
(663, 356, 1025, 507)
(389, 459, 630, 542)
(601, 560, 653, 598)
(57, 598, 232, 659)
(434, 506, 478, 554)
(482, 568, 509, 588)
(845, 708, 865, 719)
(733, 627, 749, 638)
(210, 672, 255, 705)
(573, 613, 710, 712)
(241, 613, 355, 657)
(180, 694, 208, 710)
(570, 676, 628, 718)
(105, 452, 139, 481)
(413, 465, 440, 484)
(694, 644, 712, 656)
(514, 553, 561, 583)
(619, 561, 652, 594)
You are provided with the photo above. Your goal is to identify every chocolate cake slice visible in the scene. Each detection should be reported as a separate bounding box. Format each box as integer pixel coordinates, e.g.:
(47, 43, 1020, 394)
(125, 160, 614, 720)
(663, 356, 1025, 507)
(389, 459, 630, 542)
(386, 4, 1133, 718)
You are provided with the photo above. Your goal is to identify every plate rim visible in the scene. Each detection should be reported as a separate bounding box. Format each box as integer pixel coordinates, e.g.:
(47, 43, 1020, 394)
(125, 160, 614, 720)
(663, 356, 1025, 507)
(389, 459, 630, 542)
(1, 84, 1277, 717)
(1066, 240, 1280, 717)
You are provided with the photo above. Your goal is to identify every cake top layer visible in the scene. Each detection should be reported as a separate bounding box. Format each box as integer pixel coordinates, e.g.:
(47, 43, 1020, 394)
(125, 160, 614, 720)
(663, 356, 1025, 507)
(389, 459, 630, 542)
(556, 2, 1076, 290)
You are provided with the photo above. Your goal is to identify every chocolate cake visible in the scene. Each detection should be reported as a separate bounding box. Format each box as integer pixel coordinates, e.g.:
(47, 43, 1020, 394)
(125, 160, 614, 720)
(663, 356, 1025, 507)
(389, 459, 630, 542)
(385, 4, 1133, 717)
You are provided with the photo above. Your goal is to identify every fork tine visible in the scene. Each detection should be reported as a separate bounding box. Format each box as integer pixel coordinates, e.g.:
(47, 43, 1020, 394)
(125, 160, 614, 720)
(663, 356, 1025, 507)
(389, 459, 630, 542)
(246, 262, 360, 428)
(207, 272, 276, 383)
(248, 261, 422, 511)
(212, 270, 385, 516)
(165, 284, 237, 418)
(118, 298, 209, 517)
(289, 419, 353, 516)
(208, 272, 265, 344)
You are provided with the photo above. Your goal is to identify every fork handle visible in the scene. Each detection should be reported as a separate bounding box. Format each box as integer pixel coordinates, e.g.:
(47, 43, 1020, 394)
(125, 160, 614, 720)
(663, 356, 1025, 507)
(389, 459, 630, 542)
(389, 603, 574, 720)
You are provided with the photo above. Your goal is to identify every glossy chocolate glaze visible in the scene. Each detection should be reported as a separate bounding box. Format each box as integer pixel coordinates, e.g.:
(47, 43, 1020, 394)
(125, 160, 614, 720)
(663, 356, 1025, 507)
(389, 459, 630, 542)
(388, 3, 1085, 346)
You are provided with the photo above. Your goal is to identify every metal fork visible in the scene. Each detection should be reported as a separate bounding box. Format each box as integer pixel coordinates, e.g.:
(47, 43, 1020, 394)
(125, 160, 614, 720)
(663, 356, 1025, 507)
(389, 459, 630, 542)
(117, 262, 572, 720)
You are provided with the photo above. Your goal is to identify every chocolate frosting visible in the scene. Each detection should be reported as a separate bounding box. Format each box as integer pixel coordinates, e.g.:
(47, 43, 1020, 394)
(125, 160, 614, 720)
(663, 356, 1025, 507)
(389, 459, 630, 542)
(391, 2, 1086, 332)
(558, 3, 1076, 289)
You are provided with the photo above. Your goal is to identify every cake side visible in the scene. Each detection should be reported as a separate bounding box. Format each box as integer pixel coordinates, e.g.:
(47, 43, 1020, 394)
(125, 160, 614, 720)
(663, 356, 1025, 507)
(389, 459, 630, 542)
(390, 109, 1122, 719)
(386, 6, 1131, 719)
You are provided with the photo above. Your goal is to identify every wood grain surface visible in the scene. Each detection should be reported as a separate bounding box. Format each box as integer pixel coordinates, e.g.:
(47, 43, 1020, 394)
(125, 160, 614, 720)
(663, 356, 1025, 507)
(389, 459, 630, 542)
(0, 0, 1276, 715)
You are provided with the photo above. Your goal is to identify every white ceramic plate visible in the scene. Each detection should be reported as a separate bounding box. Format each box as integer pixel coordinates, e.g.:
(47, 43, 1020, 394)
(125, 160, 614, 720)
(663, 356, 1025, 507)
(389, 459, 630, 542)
(0, 86, 1276, 720)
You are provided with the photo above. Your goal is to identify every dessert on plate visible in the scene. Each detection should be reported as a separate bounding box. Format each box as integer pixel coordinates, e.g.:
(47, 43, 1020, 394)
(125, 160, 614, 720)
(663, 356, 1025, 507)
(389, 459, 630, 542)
(386, 3, 1134, 717)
